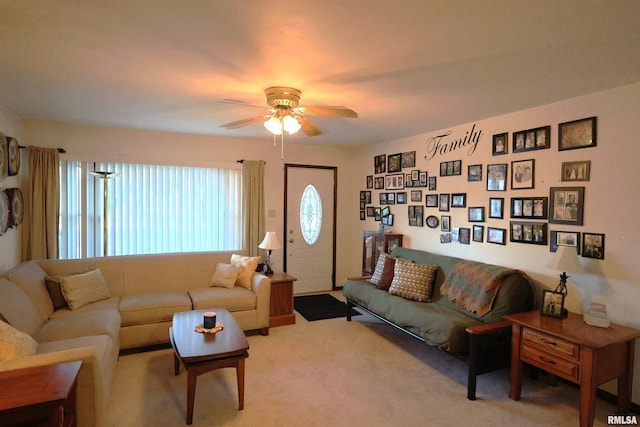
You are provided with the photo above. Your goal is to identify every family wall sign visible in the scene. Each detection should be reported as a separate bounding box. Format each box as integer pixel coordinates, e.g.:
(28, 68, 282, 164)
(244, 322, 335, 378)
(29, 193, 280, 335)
(424, 124, 484, 161)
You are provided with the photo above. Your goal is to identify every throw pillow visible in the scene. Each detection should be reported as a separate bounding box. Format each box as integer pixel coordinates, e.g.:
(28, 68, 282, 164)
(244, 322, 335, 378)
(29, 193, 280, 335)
(388, 259, 439, 302)
(369, 253, 396, 291)
(369, 253, 388, 285)
(44, 266, 97, 311)
(60, 269, 112, 310)
(210, 263, 242, 288)
(230, 254, 261, 289)
(0, 320, 38, 361)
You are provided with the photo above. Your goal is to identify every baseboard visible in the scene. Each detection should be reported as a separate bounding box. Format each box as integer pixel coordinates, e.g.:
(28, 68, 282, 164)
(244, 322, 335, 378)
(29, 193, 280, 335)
(119, 342, 172, 356)
(596, 389, 640, 415)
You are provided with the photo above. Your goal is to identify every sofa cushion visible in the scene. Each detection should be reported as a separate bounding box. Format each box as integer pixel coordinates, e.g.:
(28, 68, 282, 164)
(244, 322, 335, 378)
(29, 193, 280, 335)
(388, 259, 438, 302)
(119, 291, 192, 326)
(0, 277, 46, 336)
(44, 266, 98, 310)
(210, 263, 241, 288)
(189, 286, 257, 311)
(370, 254, 396, 291)
(48, 297, 120, 320)
(230, 254, 260, 289)
(6, 261, 54, 320)
(0, 320, 38, 361)
(61, 269, 112, 310)
(34, 308, 121, 343)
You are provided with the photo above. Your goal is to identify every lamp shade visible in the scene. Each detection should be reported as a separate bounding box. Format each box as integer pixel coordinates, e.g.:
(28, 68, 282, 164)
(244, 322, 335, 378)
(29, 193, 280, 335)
(545, 246, 584, 274)
(258, 231, 281, 250)
(264, 116, 283, 135)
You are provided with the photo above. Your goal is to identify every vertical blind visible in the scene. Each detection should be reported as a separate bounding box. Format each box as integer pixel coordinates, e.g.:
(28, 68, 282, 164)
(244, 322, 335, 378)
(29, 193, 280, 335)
(59, 161, 242, 259)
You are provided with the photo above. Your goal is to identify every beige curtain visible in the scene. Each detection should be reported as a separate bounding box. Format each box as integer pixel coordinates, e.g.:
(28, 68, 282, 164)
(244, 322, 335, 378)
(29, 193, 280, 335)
(23, 147, 60, 260)
(242, 161, 265, 257)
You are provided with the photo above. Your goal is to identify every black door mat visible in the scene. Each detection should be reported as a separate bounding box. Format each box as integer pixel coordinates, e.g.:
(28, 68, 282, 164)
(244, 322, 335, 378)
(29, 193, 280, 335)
(294, 293, 361, 322)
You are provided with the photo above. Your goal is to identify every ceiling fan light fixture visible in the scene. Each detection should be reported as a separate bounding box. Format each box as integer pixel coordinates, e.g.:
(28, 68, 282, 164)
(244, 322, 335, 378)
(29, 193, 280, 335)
(264, 116, 283, 135)
(282, 115, 301, 135)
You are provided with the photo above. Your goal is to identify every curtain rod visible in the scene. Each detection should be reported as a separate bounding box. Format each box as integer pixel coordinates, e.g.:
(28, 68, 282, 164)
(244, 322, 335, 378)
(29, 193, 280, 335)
(19, 145, 66, 154)
(237, 160, 266, 164)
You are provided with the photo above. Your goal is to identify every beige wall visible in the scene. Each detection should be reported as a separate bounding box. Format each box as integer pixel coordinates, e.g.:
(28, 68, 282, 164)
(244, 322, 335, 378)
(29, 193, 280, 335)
(0, 106, 23, 272)
(349, 82, 640, 400)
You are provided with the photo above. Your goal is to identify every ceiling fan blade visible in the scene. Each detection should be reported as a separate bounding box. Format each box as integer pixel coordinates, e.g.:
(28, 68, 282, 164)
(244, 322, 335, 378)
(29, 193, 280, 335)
(297, 116, 323, 137)
(296, 106, 358, 118)
(217, 99, 266, 109)
(219, 115, 269, 129)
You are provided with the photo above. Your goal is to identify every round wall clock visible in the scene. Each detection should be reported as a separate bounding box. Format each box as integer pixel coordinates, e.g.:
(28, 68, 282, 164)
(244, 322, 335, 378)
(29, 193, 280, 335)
(0, 132, 7, 178)
(7, 137, 20, 176)
(426, 215, 439, 229)
(7, 188, 23, 228)
(0, 189, 9, 235)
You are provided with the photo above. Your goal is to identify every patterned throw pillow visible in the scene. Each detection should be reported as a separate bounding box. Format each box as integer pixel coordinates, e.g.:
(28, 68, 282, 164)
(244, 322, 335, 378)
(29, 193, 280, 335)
(369, 253, 388, 285)
(60, 269, 112, 310)
(0, 319, 38, 361)
(210, 263, 242, 288)
(389, 259, 439, 302)
(44, 266, 98, 310)
(230, 254, 261, 289)
(369, 253, 396, 291)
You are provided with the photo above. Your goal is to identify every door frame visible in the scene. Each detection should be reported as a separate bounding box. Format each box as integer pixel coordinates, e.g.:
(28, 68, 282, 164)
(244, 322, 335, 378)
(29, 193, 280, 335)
(283, 164, 338, 290)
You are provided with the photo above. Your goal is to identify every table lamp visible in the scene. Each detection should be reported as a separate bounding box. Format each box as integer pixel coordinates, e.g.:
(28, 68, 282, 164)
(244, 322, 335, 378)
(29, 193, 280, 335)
(258, 231, 281, 275)
(545, 245, 584, 297)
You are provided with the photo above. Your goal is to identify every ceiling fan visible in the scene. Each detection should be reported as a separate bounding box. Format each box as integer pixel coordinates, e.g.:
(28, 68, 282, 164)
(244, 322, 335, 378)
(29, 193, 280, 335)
(219, 86, 358, 137)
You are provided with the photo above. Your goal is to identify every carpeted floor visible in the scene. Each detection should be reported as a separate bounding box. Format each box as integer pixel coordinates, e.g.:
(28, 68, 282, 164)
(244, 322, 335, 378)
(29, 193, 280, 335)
(294, 293, 360, 321)
(105, 292, 619, 427)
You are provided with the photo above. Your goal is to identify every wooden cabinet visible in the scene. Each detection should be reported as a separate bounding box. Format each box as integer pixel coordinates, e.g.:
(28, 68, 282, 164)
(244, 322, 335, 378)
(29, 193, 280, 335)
(268, 272, 297, 327)
(505, 310, 640, 427)
(362, 232, 403, 276)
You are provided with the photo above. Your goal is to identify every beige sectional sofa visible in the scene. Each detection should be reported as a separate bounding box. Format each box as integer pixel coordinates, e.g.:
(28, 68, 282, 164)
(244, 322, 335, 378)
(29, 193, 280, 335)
(0, 250, 271, 427)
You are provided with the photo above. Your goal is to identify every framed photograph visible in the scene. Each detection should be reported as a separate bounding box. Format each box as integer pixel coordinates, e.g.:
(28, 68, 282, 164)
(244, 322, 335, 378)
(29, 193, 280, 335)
(549, 186, 585, 225)
(402, 151, 416, 168)
(468, 207, 485, 222)
(561, 160, 591, 182)
(487, 163, 507, 191)
(487, 227, 506, 245)
(411, 190, 422, 202)
(451, 193, 466, 208)
(510, 197, 548, 219)
(541, 290, 566, 318)
(374, 154, 386, 174)
(374, 207, 381, 221)
(550, 230, 581, 253)
(364, 191, 371, 204)
(582, 232, 605, 259)
(381, 206, 390, 218)
(428, 176, 437, 191)
(511, 159, 535, 190)
(559, 116, 597, 151)
(452, 227, 460, 243)
(385, 173, 405, 190)
(382, 213, 394, 226)
(426, 215, 439, 229)
(366, 175, 373, 189)
(374, 177, 384, 189)
(513, 126, 550, 152)
(489, 198, 504, 219)
(459, 227, 471, 245)
(360, 201, 365, 210)
(388, 153, 402, 173)
(359, 190, 366, 201)
(419, 172, 427, 187)
(472, 225, 484, 243)
(439, 160, 462, 177)
(379, 193, 388, 205)
(468, 164, 482, 182)
(366, 207, 375, 217)
(492, 132, 508, 155)
(510, 221, 547, 245)
(408, 205, 424, 227)
(405, 173, 413, 187)
(441, 215, 451, 232)
(411, 169, 419, 181)
(387, 193, 395, 205)
(396, 192, 407, 204)
(425, 194, 438, 207)
(439, 193, 450, 212)
(359, 210, 365, 220)
(440, 233, 452, 243)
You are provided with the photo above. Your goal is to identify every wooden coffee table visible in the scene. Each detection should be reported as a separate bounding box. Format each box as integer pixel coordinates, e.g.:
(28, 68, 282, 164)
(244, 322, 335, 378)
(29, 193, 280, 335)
(169, 308, 249, 425)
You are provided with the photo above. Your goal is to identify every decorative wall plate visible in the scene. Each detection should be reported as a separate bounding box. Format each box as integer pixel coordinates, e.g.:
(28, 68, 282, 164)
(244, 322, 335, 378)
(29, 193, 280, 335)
(0, 132, 7, 178)
(7, 137, 20, 176)
(7, 188, 23, 227)
(426, 215, 439, 228)
(0, 189, 9, 235)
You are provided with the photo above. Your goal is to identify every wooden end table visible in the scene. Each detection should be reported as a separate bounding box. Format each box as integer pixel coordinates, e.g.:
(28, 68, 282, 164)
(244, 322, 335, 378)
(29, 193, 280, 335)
(505, 310, 640, 427)
(170, 308, 249, 425)
(267, 272, 297, 327)
(0, 360, 82, 427)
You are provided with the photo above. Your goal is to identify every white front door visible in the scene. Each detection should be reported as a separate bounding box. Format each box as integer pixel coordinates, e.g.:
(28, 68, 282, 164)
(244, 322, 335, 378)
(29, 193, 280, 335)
(284, 165, 336, 294)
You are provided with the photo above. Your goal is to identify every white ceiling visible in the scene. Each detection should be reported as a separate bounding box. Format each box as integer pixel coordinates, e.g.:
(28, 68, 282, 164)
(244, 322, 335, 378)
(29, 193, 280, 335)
(1, 1, 639, 147)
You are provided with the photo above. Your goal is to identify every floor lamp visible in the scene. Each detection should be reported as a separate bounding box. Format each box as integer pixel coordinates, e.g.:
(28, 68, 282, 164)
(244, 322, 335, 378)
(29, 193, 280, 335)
(90, 171, 119, 257)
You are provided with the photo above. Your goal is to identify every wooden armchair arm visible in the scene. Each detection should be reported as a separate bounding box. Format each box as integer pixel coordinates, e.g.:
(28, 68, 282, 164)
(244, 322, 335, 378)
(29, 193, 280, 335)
(466, 319, 512, 335)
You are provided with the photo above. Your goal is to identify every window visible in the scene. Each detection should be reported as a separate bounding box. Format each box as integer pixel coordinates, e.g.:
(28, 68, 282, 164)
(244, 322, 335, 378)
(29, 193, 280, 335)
(299, 184, 322, 245)
(59, 161, 242, 259)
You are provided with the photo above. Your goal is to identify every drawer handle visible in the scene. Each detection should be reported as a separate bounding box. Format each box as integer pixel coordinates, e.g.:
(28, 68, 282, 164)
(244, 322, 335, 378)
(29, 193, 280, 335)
(539, 338, 557, 346)
(539, 356, 556, 365)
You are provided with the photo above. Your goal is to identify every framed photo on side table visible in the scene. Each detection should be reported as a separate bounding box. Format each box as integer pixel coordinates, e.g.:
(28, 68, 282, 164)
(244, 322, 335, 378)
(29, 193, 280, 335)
(541, 290, 566, 318)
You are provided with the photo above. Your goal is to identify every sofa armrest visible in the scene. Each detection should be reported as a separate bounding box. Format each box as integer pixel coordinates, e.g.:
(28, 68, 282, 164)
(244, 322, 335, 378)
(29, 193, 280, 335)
(251, 273, 271, 331)
(0, 347, 104, 427)
(465, 319, 511, 335)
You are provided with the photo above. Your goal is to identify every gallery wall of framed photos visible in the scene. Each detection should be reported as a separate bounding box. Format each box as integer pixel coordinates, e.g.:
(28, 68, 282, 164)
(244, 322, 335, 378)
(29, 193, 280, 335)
(358, 114, 604, 261)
